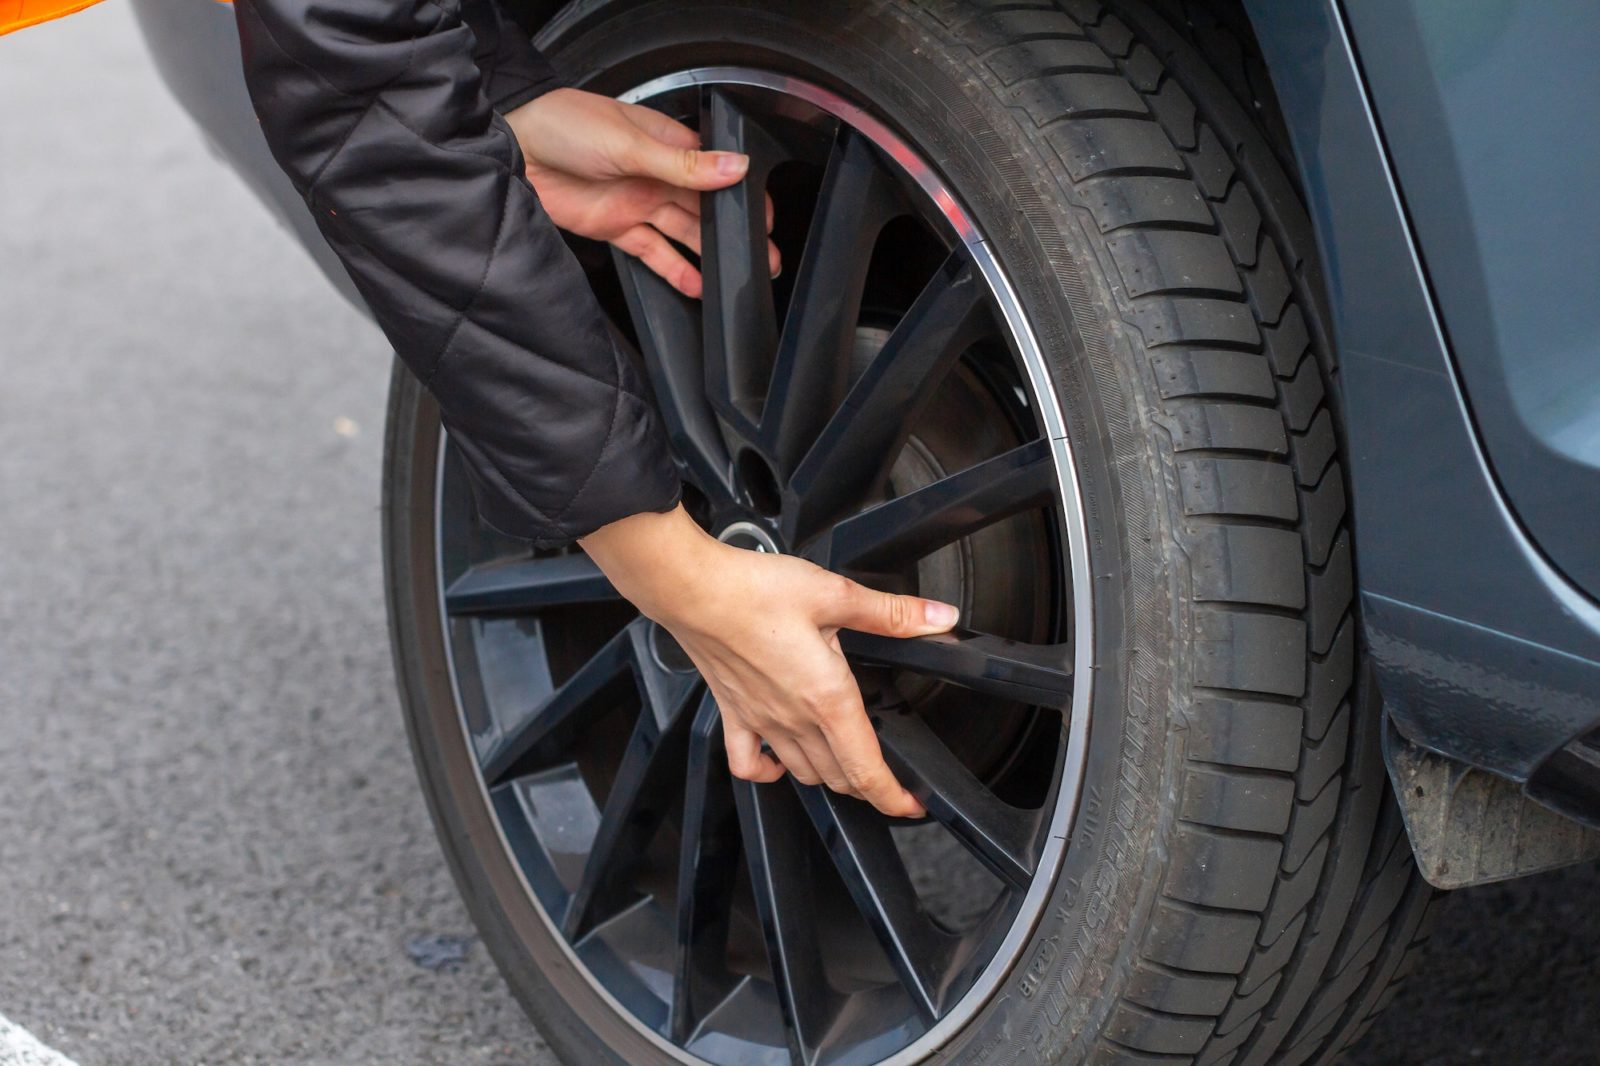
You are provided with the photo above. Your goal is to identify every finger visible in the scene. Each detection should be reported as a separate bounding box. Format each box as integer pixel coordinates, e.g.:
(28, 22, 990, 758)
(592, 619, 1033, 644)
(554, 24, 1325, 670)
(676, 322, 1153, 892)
(665, 183, 701, 217)
(648, 202, 702, 255)
(821, 576, 960, 638)
(724, 718, 786, 784)
(627, 136, 750, 192)
(650, 179, 773, 276)
(816, 694, 925, 818)
(614, 224, 703, 298)
(620, 101, 702, 151)
(762, 192, 781, 278)
(796, 732, 858, 800)
(768, 736, 824, 788)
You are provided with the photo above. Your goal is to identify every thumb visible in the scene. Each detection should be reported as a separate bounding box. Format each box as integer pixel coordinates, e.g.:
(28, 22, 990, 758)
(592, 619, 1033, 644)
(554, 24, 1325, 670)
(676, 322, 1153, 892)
(630, 137, 750, 190)
(828, 579, 960, 638)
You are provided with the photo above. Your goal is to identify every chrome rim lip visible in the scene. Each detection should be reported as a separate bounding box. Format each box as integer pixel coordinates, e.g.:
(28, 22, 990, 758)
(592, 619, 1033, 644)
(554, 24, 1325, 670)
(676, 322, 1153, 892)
(428, 67, 1097, 1065)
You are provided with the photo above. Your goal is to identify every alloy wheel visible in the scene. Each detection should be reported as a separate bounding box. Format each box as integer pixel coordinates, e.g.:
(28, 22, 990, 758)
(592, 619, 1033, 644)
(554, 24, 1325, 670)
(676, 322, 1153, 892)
(433, 70, 1093, 1066)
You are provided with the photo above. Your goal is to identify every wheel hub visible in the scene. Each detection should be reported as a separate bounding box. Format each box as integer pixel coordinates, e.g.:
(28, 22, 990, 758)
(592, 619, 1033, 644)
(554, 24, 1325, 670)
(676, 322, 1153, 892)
(716, 518, 781, 554)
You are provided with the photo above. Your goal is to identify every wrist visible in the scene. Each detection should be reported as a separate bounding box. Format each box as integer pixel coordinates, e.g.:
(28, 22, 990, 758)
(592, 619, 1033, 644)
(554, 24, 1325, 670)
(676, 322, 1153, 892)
(502, 90, 554, 157)
(503, 87, 578, 157)
(578, 504, 723, 623)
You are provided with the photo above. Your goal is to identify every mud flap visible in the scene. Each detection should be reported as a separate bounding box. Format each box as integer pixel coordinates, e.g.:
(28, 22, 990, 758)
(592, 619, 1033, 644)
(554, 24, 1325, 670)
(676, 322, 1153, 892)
(1384, 720, 1600, 889)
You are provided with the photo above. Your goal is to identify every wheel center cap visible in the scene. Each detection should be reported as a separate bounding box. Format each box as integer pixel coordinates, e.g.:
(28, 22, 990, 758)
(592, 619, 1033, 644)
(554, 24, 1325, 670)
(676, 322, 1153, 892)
(717, 520, 780, 554)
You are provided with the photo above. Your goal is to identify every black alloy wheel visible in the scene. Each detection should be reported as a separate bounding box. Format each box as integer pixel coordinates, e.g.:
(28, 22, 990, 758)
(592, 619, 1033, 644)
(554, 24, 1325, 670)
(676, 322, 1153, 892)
(417, 71, 1088, 1066)
(386, 3, 1438, 1064)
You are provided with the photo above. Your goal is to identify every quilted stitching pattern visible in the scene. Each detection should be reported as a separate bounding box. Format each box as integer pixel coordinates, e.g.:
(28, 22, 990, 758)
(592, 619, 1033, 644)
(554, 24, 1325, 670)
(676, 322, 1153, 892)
(235, 0, 680, 544)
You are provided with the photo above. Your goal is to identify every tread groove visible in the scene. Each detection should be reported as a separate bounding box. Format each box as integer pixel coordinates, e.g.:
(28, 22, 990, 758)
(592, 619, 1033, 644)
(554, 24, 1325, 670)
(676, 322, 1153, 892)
(904, 4, 1433, 1063)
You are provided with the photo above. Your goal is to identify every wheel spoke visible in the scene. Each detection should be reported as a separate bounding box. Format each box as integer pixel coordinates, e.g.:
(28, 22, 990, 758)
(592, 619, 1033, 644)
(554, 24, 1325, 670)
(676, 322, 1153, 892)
(873, 713, 1041, 889)
(614, 251, 735, 500)
(481, 618, 694, 786)
(796, 786, 956, 1022)
(444, 552, 617, 616)
(761, 125, 905, 475)
(671, 695, 744, 1044)
(701, 89, 785, 438)
(733, 776, 838, 1065)
(821, 439, 1057, 572)
(562, 680, 702, 942)
(840, 628, 1073, 707)
(784, 252, 990, 542)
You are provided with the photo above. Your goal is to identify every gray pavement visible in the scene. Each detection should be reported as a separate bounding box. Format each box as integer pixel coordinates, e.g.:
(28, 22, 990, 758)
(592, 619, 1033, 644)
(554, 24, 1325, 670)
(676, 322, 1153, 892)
(0, 5, 547, 1064)
(0, 5, 1595, 1065)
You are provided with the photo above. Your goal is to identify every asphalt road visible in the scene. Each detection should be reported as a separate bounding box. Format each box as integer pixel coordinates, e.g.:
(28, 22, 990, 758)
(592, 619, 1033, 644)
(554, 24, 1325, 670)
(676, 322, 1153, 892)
(1, 5, 1597, 1066)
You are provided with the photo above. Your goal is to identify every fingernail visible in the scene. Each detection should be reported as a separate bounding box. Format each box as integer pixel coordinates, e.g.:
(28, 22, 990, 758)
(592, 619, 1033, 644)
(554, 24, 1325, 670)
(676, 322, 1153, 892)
(715, 152, 749, 178)
(924, 601, 959, 627)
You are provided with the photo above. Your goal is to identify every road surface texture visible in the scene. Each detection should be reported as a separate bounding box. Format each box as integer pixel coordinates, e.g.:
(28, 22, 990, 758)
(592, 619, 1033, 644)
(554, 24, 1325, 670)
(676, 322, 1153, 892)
(1, 5, 1595, 1065)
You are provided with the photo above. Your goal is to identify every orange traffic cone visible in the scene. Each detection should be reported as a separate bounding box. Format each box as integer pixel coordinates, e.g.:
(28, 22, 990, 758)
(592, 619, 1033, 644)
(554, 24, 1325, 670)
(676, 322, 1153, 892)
(1, 1, 108, 34)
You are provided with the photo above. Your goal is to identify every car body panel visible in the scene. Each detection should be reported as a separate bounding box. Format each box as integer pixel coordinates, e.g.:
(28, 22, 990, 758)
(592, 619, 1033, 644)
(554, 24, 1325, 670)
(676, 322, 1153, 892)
(134, 0, 1600, 809)
(1345, 0, 1600, 602)
(130, 0, 361, 308)
(1241, 0, 1600, 784)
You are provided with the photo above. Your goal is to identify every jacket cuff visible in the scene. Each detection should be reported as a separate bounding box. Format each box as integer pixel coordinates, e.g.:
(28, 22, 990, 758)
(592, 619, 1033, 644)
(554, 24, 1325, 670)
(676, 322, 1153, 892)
(484, 45, 564, 113)
(465, 429, 685, 550)
(451, 337, 687, 548)
(475, 16, 566, 114)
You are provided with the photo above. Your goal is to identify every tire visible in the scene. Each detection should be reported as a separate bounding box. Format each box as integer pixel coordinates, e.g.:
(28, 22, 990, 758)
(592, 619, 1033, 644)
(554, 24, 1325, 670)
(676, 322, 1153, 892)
(382, 1, 1438, 1063)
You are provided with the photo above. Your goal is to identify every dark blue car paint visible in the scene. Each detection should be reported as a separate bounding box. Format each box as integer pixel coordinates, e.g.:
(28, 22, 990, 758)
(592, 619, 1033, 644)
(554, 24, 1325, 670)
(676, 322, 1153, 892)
(1241, 0, 1600, 783)
(133, 0, 1600, 807)
(1346, 0, 1600, 602)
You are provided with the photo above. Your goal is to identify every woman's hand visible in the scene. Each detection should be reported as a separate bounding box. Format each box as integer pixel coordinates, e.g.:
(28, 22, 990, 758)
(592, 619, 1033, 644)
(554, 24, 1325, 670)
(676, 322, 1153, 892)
(513, 91, 934, 814)
(503, 88, 781, 298)
(579, 505, 958, 818)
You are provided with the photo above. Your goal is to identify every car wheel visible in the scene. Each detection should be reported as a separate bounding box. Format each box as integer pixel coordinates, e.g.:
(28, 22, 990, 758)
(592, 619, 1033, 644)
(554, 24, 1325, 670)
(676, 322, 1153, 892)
(383, 2, 1436, 1062)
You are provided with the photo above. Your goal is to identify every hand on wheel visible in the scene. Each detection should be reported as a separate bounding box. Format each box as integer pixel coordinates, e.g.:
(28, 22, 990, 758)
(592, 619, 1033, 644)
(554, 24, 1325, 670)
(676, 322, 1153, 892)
(578, 505, 958, 817)
(503, 87, 781, 298)
(665, 545, 955, 819)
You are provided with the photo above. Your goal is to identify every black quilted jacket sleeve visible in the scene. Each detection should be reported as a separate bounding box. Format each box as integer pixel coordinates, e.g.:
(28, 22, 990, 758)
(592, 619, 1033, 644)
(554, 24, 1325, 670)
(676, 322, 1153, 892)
(232, 0, 682, 547)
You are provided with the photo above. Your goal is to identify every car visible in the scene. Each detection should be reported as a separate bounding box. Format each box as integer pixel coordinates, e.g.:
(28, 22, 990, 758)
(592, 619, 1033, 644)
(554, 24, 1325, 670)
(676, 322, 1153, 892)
(131, 1, 1600, 1063)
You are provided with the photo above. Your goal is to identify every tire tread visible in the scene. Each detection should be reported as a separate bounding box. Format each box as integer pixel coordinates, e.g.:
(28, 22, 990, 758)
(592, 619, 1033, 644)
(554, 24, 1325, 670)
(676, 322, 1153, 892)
(929, 2, 1434, 1062)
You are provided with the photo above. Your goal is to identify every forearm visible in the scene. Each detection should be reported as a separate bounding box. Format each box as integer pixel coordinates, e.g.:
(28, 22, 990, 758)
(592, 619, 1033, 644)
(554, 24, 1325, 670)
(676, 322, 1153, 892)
(233, 0, 680, 546)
